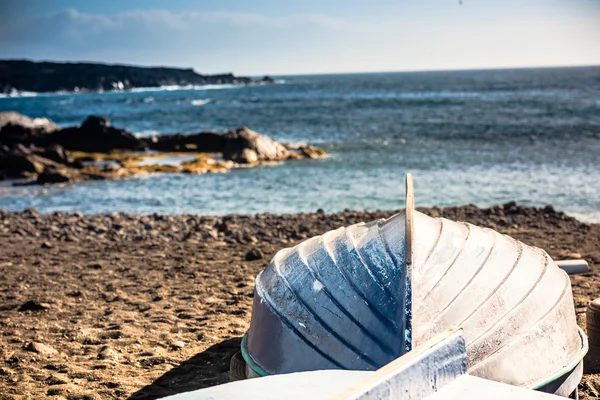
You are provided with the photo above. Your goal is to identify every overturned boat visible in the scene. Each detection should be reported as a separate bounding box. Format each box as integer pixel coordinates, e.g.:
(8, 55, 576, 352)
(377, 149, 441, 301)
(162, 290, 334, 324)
(241, 174, 587, 395)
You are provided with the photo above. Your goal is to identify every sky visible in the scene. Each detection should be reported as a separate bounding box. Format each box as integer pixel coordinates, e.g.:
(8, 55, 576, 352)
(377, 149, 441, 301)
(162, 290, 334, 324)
(0, 0, 599, 76)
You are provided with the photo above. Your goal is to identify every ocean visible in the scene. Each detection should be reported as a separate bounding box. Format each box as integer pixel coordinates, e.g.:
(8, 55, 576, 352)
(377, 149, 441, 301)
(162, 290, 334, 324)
(1, 66, 599, 221)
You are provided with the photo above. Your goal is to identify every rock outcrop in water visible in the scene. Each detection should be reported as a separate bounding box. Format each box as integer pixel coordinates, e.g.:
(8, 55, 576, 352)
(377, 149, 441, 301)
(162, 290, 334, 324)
(0, 112, 327, 185)
(0, 60, 262, 94)
(222, 127, 291, 163)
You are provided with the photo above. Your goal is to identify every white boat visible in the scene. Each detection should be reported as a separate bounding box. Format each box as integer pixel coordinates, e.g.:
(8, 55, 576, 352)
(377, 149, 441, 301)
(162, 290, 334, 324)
(242, 174, 587, 395)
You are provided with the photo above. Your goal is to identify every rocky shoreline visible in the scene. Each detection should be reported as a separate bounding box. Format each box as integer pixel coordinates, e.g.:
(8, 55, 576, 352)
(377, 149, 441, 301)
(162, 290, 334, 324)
(0, 204, 599, 399)
(0, 112, 326, 185)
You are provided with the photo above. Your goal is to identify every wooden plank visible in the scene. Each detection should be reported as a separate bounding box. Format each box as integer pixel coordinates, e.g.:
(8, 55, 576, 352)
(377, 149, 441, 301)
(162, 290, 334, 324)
(330, 328, 467, 400)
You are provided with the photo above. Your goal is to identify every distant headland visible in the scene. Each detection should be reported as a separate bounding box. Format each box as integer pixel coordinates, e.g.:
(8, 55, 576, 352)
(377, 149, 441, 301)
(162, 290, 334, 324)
(0, 59, 274, 94)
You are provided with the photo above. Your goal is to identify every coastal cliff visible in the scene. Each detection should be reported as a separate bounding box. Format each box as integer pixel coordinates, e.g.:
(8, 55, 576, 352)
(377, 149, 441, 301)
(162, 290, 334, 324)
(0, 60, 268, 93)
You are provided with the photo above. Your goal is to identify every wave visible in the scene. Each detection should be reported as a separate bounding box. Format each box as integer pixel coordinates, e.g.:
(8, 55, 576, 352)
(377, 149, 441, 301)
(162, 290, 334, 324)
(0, 90, 39, 98)
(0, 83, 245, 98)
(129, 83, 241, 93)
(566, 211, 600, 224)
(191, 99, 211, 106)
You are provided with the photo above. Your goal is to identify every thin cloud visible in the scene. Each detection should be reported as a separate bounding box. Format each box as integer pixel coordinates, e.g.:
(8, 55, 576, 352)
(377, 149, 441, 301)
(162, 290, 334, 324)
(0, 8, 356, 42)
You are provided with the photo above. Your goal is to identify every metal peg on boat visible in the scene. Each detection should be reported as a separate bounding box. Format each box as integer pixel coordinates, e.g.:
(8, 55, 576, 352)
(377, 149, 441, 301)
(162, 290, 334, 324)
(241, 174, 587, 396)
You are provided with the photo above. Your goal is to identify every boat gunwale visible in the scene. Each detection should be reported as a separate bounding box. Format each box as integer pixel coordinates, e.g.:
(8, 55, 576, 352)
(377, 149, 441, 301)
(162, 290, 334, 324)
(528, 326, 588, 390)
(241, 327, 589, 392)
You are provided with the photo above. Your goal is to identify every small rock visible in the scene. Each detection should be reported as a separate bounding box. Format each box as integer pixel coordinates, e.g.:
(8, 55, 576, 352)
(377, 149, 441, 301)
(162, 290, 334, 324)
(543, 205, 556, 214)
(97, 346, 119, 361)
(47, 375, 68, 385)
(46, 387, 65, 396)
(170, 340, 185, 349)
(247, 235, 258, 244)
(138, 303, 151, 312)
(41, 241, 54, 249)
(298, 145, 327, 159)
(245, 248, 264, 261)
(27, 342, 58, 355)
(36, 166, 74, 184)
(23, 207, 39, 217)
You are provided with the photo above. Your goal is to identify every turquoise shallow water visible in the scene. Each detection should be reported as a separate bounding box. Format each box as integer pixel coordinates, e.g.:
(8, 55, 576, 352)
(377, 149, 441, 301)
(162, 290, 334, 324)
(1, 67, 599, 221)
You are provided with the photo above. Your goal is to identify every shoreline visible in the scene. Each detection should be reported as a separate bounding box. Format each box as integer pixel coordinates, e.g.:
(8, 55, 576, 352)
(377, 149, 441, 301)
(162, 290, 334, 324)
(0, 204, 599, 398)
(0, 201, 598, 225)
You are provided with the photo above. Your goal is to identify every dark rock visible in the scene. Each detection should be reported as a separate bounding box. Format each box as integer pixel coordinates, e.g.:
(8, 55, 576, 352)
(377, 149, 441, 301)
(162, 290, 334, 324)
(0, 122, 54, 147)
(51, 116, 146, 152)
(81, 115, 110, 131)
(245, 247, 264, 261)
(544, 205, 556, 214)
(223, 127, 290, 163)
(36, 166, 74, 184)
(261, 76, 275, 83)
(18, 300, 49, 312)
(146, 131, 227, 153)
(6, 356, 20, 365)
(298, 144, 327, 159)
(47, 376, 68, 385)
(41, 144, 76, 166)
(0, 144, 47, 178)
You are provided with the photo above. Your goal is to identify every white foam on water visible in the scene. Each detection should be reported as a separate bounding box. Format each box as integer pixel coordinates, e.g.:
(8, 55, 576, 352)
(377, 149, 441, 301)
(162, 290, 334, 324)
(566, 212, 600, 224)
(133, 130, 160, 137)
(129, 83, 240, 93)
(0, 90, 38, 98)
(191, 99, 211, 106)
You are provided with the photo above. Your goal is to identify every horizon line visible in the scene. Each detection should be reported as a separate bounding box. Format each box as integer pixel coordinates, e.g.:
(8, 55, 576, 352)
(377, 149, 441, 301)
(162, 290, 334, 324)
(267, 63, 600, 77)
(2, 57, 599, 77)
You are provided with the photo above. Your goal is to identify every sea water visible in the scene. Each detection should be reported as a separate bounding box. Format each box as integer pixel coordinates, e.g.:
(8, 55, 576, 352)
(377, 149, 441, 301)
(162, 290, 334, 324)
(0, 67, 599, 221)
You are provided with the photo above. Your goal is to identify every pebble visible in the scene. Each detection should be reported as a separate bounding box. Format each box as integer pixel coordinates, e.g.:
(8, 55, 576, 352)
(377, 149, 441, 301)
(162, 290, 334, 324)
(170, 340, 185, 349)
(245, 247, 264, 261)
(27, 341, 58, 355)
(47, 375, 68, 385)
(41, 241, 54, 249)
(97, 346, 119, 361)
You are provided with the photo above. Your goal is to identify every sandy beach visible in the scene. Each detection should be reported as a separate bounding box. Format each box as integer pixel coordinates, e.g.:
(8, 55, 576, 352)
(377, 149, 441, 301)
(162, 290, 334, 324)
(0, 204, 598, 399)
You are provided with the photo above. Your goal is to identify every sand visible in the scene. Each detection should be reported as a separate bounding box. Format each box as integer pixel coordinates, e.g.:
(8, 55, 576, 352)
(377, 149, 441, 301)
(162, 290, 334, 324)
(0, 204, 599, 399)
